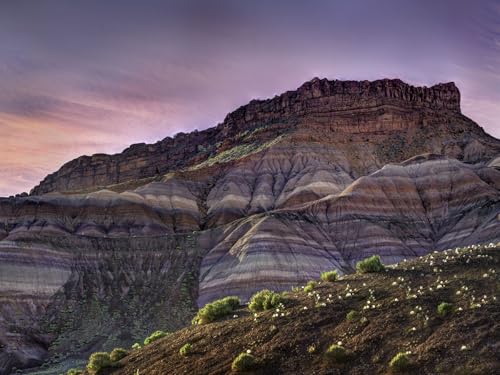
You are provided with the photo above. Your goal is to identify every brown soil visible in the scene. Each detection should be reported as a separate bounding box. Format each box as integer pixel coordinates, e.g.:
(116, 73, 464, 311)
(106, 245, 499, 375)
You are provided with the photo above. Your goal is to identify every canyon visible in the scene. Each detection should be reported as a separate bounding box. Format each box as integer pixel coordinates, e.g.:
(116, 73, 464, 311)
(1, 78, 499, 374)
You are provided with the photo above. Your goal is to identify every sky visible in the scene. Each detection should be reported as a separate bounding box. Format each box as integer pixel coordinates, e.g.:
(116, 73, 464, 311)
(0, 0, 499, 196)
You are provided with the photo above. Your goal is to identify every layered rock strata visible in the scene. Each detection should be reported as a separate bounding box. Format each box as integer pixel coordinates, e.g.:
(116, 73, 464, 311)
(1, 78, 500, 374)
(197, 155, 500, 304)
(31, 79, 500, 195)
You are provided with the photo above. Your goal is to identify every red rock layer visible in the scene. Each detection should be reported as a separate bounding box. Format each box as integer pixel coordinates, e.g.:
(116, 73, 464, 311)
(30, 79, 500, 195)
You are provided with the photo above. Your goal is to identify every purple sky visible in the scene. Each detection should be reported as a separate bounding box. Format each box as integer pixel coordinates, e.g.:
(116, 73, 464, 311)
(1, 0, 499, 196)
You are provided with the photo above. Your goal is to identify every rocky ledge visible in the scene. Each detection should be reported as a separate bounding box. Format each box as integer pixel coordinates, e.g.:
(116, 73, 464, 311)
(31, 79, 490, 196)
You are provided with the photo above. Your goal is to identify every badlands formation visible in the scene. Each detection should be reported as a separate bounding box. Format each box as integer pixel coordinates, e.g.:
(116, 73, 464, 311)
(1, 78, 500, 374)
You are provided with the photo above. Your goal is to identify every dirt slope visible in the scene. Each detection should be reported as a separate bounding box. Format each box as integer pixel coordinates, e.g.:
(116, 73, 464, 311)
(108, 243, 499, 375)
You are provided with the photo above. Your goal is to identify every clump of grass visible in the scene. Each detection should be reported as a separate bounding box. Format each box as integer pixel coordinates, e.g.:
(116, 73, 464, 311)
(304, 281, 318, 293)
(131, 342, 141, 350)
(356, 255, 385, 273)
(192, 296, 241, 325)
(66, 369, 83, 375)
(180, 343, 192, 356)
(249, 289, 283, 312)
(320, 270, 338, 282)
(324, 344, 348, 364)
(389, 352, 412, 373)
(231, 352, 256, 372)
(144, 330, 169, 346)
(437, 302, 453, 317)
(110, 348, 128, 362)
(346, 310, 360, 321)
(86, 352, 113, 375)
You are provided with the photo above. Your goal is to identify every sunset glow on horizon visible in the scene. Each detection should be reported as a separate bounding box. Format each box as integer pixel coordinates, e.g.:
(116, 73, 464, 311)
(1, 0, 499, 196)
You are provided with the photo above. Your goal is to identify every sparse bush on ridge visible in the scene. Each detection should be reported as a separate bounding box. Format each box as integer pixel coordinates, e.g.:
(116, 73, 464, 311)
(110, 347, 128, 361)
(192, 296, 241, 325)
(86, 352, 113, 375)
(132, 342, 141, 350)
(321, 270, 338, 282)
(389, 352, 411, 373)
(144, 330, 169, 345)
(437, 302, 453, 317)
(324, 344, 348, 363)
(304, 280, 317, 293)
(180, 343, 192, 356)
(231, 352, 256, 372)
(249, 289, 283, 312)
(346, 310, 359, 321)
(356, 255, 385, 273)
(66, 369, 83, 375)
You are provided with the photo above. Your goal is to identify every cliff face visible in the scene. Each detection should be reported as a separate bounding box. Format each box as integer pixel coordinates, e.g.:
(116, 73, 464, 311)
(1, 78, 500, 374)
(30, 78, 496, 195)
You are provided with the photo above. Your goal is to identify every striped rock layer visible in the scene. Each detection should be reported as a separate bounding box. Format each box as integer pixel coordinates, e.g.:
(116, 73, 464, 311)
(1, 79, 500, 374)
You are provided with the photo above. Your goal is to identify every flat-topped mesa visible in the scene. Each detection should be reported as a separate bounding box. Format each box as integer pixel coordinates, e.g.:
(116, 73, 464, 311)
(221, 78, 461, 131)
(30, 78, 481, 196)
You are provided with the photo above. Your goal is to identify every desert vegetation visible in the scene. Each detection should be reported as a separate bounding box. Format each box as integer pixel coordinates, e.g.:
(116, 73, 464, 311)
(324, 343, 348, 364)
(248, 289, 284, 312)
(389, 352, 412, 373)
(144, 330, 169, 345)
(303, 280, 318, 293)
(231, 352, 256, 372)
(191, 296, 241, 325)
(320, 270, 338, 282)
(179, 343, 192, 356)
(74, 242, 499, 374)
(110, 348, 128, 362)
(356, 255, 385, 273)
(437, 302, 453, 317)
(86, 352, 114, 375)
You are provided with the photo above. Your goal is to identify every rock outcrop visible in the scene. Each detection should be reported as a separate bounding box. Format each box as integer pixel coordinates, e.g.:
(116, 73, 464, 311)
(1, 78, 500, 374)
(30, 79, 499, 195)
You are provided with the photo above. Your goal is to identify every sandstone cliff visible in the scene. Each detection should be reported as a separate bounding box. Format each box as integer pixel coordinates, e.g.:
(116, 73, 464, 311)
(30, 78, 500, 195)
(1, 78, 500, 374)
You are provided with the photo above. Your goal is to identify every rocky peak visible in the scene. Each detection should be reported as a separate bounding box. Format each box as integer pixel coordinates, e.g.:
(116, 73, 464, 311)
(221, 78, 461, 131)
(297, 77, 460, 105)
(30, 78, 489, 196)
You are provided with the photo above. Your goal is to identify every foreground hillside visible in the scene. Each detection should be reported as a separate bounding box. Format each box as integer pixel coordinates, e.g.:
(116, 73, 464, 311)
(98, 243, 499, 375)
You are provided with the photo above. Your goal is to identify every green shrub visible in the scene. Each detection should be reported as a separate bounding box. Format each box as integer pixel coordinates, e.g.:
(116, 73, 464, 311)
(346, 310, 359, 321)
(131, 342, 141, 350)
(304, 281, 317, 293)
(249, 290, 283, 312)
(356, 255, 385, 273)
(192, 296, 241, 325)
(437, 302, 453, 317)
(389, 352, 411, 372)
(231, 352, 256, 372)
(110, 347, 128, 362)
(67, 369, 83, 375)
(144, 330, 169, 346)
(86, 352, 112, 375)
(180, 343, 192, 356)
(320, 270, 338, 282)
(324, 344, 348, 363)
